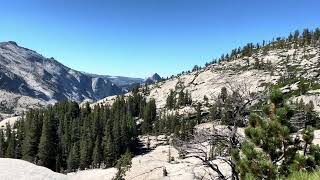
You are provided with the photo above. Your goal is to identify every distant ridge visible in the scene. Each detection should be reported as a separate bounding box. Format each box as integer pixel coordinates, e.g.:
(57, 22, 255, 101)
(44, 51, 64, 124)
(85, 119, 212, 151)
(0, 41, 135, 117)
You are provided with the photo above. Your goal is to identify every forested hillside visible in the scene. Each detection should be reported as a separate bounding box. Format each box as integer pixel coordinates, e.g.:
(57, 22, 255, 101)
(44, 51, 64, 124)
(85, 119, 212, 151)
(1, 27, 320, 179)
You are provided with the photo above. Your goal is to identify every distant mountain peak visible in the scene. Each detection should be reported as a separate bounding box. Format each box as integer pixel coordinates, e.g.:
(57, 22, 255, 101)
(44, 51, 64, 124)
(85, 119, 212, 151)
(0, 41, 18, 47)
(151, 73, 161, 79)
(7, 41, 18, 46)
(145, 73, 162, 84)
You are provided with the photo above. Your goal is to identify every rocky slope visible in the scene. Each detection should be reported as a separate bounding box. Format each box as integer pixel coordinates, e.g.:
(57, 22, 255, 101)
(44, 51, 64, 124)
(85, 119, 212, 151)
(93, 45, 320, 114)
(0, 158, 67, 180)
(0, 41, 125, 118)
(0, 158, 117, 180)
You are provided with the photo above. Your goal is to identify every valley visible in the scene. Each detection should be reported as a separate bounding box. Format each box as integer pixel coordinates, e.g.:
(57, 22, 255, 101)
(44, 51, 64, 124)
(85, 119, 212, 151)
(1, 27, 320, 180)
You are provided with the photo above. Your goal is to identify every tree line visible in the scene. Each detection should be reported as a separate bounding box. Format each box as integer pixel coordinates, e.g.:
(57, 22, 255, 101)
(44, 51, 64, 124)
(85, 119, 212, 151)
(207, 27, 320, 65)
(0, 85, 197, 173)
(162, 27, 320, 87)
(0, 90, 156, 173)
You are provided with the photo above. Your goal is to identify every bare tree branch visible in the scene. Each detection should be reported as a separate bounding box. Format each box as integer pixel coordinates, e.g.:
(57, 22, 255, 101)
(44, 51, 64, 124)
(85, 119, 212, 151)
(174, 82, 268, 180)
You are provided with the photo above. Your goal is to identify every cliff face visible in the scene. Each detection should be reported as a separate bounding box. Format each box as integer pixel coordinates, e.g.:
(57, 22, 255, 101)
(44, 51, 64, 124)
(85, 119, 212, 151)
(0, 41, 123, 117)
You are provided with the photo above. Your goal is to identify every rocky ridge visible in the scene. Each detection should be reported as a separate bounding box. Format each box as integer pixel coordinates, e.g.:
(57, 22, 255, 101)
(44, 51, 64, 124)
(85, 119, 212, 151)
(92, 45, 320, 114)
(0, 41, 127, 119)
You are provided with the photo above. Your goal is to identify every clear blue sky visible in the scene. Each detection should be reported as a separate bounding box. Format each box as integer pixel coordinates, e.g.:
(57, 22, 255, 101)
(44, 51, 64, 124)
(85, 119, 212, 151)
(0, 0, 319, 78)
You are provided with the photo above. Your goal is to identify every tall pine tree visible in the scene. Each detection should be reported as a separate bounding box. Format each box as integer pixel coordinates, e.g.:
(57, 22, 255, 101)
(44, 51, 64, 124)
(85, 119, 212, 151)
(38, 109, 58, 171)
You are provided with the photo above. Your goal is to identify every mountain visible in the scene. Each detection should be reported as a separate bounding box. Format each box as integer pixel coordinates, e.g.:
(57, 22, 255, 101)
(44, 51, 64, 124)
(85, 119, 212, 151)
(0, 41, 125, 118)
(86, 32, 320, 177)
(145, 73, 162, 85)
(85, 73, 144, 91)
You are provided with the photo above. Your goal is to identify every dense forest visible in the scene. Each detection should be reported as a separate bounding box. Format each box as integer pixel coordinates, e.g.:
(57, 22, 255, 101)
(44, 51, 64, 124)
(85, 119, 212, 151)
(0, 88, 150, 172)
(0, 87, 197, 173)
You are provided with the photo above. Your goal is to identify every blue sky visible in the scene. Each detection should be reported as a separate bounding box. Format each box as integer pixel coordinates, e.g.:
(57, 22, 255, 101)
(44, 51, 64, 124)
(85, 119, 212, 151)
(0, 0, 319, 78)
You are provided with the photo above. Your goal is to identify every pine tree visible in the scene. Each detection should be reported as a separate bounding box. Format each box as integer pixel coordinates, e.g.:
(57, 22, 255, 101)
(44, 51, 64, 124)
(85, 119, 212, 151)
(293, 30, 300, 41)
(56, 117, 67, 171)
(38, 110, 58, 171)
(142, 99, 157, 134)
(67, 143, 80, 172)
(0, 130, 6, 157)
(179, 119, 188, 140)
(5, 124, 15, 158)
(166, 90, 176, 110)
(302, 28, 312, 45)
(103, 118, 116, 167)
(234, 89, 320, 179)
(127, 115, 137, 142)
(114, 149, 132, 180)
(104, 134, 116, 167)
(178, 90, 185, 106)
(92, 137, 102, 168)
(112, 115, 121, 158)
(22, 110, 42, 162)
(79, 136, 90, 170)
(70, 118, 80, 145)
(288, 33, 293, 41)
(14, 120, 24, 159)
(79, 118, 93, 170)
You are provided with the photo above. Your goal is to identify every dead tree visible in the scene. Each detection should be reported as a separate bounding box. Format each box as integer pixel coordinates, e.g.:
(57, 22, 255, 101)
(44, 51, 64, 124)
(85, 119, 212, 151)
(174, 82, 268, 180)
(210, 80, 268, 127)
(173, 126, 242, 180)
